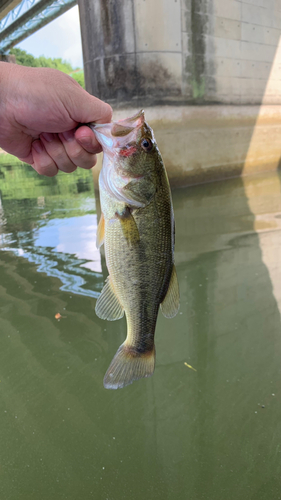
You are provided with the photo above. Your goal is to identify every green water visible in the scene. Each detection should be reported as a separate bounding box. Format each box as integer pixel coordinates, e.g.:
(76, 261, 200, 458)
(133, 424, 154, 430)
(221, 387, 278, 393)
(0, 164, 281, 500)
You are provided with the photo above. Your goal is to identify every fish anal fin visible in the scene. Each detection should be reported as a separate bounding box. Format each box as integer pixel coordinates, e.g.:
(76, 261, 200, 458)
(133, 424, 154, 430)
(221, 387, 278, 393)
(96, 213, 105, 248)
(104, 343, 155, 389)
(116, 208, 140, 247)
(160, 265, 180, 318)
(95, 277, 124, 321)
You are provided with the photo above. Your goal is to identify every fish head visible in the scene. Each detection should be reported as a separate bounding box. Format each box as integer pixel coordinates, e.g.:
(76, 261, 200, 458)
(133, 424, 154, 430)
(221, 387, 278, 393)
(92, 110, 162, 177)
(91, 111, 163, 208)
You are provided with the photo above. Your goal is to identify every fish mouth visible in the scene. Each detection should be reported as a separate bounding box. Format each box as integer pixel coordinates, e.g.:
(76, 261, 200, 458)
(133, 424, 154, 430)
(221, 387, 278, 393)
(89, 110, 145, 155)
(93, 109, 145, 130)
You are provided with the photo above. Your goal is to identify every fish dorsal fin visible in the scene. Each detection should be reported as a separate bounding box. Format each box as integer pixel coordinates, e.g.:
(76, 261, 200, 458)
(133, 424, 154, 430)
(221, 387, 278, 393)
(115, 208, 140, 247)
(95, 277, 124, 321)
(160, 265, 180, 318)
(96, 213, 105, 248)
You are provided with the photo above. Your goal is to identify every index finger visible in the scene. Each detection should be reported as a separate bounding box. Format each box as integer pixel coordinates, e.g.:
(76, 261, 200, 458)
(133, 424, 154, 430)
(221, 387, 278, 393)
(74, 126, 103, 154)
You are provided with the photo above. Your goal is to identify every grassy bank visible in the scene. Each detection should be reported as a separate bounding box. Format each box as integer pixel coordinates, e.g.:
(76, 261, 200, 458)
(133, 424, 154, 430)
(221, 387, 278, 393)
(0, 153, 94, 201)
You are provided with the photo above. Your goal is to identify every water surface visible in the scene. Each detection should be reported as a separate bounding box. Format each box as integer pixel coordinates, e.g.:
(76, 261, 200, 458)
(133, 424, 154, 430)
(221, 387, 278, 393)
(0, 164, 281, 500)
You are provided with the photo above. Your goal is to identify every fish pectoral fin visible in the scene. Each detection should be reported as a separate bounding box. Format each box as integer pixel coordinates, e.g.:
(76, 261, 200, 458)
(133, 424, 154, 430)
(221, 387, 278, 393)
(103, 342, 155, 389)
(96, 213, 105, 248)
(160, 265, 180, 318)
(123, 178, 156, 206)
(116, 208, 140, 247)
(95, 277, 124, 321)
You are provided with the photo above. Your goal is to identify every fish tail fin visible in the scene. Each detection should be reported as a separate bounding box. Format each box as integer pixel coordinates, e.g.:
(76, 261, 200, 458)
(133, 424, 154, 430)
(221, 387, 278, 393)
(103, 343, 155, 390)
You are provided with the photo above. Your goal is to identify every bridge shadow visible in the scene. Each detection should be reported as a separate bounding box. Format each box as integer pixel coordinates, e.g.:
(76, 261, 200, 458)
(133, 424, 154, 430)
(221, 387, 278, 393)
(157, 174, 281, 499)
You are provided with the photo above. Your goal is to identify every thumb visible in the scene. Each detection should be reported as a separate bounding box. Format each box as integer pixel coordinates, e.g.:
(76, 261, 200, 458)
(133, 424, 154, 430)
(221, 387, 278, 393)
(63, 81, 113, 125)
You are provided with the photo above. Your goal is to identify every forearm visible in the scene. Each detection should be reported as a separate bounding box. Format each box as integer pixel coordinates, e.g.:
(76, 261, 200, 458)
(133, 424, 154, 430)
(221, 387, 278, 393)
(0, 62, 14, 146)
(0, 60, 12, 90)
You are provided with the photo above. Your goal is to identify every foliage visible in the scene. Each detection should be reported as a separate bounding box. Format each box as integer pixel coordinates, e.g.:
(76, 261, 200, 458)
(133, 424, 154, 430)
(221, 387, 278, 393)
(10, 47, 74, 73)
(0, 157, 94, 200)
(0, 151, 23, 167)
(69, 70, 85, 89)
(9, 48, 86, 87)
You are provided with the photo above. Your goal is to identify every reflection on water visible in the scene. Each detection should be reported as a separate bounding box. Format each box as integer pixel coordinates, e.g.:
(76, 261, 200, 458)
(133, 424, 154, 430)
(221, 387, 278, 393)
(0, 164, 281, 500)
(0, 166, 103, 298)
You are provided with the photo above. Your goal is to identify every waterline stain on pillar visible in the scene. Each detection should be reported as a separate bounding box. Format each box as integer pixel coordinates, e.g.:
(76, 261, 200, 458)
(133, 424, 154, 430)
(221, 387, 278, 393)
(191, 0, 206, 99)
(181, 0, 210, 101)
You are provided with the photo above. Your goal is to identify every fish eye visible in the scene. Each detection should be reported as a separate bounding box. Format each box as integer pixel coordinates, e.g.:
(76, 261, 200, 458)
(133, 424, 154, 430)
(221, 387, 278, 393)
(141, 138, 153, 152)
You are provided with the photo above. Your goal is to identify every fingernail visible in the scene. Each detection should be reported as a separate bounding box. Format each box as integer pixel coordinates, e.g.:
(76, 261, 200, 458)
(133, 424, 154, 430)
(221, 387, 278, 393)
(62, 130, 75, 142)
(32, 141, 43, 154)
(41, 132, 54, 142)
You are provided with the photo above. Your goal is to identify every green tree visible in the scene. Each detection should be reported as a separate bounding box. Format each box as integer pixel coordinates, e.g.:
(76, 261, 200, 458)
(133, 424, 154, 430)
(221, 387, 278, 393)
(69, 71, 85, 89)
(10, 48, 74, 73)
(9, 47, 85, 87)
(10, 47, 37, 66)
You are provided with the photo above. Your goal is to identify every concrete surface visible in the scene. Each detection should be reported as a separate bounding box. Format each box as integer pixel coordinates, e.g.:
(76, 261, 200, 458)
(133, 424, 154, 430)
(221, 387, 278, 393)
(78, 0, 281, 107)
(77, 1, 281, 186)
(92, 104, 281, 188)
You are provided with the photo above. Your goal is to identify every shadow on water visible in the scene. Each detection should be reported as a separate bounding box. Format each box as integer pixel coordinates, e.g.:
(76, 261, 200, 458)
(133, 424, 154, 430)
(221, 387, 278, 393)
(0, 164, 281, 499)
(170, 176, 281, 499)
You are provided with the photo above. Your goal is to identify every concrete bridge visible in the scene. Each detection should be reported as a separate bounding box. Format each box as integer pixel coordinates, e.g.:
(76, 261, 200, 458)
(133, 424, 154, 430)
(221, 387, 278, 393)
(78, 0, 281, 187)
(79, 0, 281, 108)
(2, 0, 281, 186)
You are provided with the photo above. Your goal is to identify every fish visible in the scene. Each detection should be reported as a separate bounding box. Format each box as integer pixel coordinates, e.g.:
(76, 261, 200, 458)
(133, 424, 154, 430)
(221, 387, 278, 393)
(91, 110, 180, 389)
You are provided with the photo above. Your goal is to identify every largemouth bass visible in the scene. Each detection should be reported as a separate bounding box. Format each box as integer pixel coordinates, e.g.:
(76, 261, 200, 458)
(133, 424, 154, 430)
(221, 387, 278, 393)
(92, 110, 179, 389)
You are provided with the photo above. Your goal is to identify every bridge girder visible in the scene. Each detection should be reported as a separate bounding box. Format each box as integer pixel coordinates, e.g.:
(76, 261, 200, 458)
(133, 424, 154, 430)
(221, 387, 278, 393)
(0, 0, 77, 54)
(0, 1, 22, 21)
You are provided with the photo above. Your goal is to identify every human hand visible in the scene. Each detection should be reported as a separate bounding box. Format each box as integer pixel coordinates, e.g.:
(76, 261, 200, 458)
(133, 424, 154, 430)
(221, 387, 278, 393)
(0, 62, 112, 176)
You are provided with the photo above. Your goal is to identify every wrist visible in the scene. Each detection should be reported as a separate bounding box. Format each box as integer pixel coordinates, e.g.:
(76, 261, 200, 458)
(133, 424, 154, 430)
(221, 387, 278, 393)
(0, 62, 18, 127)
(0, 60, 16, 99)
(0, 62, 24, 152)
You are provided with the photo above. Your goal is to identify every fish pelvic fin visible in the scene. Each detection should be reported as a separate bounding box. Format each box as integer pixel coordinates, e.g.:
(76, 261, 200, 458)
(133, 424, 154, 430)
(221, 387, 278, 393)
(96, 213, 105, 248)
(95, 277, 124, 321)
(160, 264, 180, 318)
(115, 208, 140, 247)
(103, 343, 155, 390)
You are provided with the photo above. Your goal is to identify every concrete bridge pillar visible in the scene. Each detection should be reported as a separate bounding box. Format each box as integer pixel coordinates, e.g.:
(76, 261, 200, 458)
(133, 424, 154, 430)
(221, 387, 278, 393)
(79, 0, 281, 187)
(78, 0, 188, 107)
(78, 0, 281, 108)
